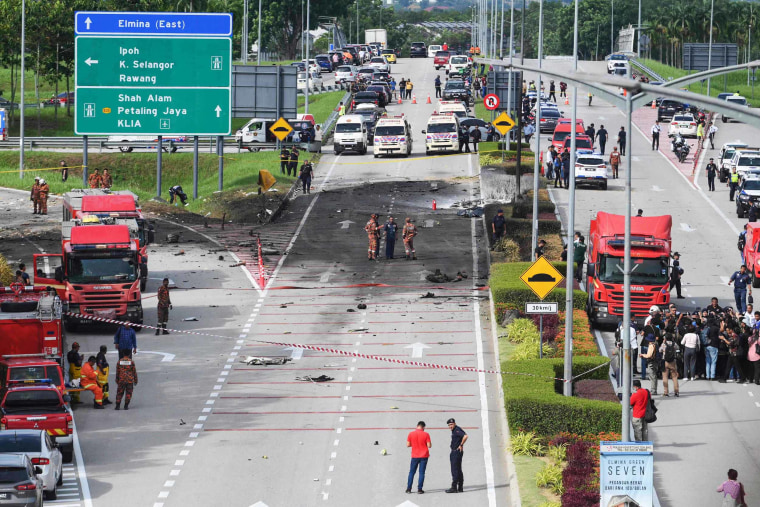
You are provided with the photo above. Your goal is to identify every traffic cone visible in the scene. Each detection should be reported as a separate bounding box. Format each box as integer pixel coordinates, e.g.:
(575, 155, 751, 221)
(432, 199, 437, 210)
(412, 95, 417, 104)
(564, 95, 569, 105)
(651, 100, 656, 109)
(398, 96, 403, 104)
(426, 94, 432, 104)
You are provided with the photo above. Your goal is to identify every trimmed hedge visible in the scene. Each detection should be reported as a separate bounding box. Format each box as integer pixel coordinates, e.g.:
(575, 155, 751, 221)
(504, 217, 562, 236)
(504, 357, 620, 436)
(512, 199, 556, 219)
(490, 262, 587, 310)
(0, 254, 14, 286)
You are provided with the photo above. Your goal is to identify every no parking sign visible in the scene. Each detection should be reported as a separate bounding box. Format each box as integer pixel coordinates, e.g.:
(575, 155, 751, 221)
(483, 94, 500, 111)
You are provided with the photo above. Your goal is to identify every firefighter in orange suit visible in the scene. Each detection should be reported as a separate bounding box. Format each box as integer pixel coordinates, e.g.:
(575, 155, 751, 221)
(81, 356, 104, 409)
(37, 179, 50, 215)
(403, 217, 418, 260)
(30, 177, 40, 214)
(364, 214, 379, 261)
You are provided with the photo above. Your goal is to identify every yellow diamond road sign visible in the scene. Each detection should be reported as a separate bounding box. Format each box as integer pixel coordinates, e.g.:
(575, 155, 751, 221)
(269, 117, 293, 142)
(520, 256, 565, 300)
(493, 111, 516, 136)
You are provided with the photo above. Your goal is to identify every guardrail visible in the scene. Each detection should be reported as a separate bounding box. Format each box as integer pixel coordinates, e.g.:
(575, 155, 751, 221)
(321, 90, 353, 141)
(0, 136, 313, 153)
(630, 59, 665, 83)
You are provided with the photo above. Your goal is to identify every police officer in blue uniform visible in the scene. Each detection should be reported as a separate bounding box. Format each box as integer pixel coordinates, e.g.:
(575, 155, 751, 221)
(445, 418, 468, 493)
(728, 265, 753, 315)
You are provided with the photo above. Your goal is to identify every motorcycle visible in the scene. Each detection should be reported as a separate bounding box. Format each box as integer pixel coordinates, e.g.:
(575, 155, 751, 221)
(670, 134, 690, 163)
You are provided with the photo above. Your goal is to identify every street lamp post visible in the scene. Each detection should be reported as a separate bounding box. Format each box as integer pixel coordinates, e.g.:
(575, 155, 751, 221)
(707, 0, 714, 95)
(611, 0, 614, 55)
(305, 0, 310, 114)
(531, 0, 544, 265)
(19, 0, 25, 178)
(257, 0, 262, 65)
(242, 0, 248, 64)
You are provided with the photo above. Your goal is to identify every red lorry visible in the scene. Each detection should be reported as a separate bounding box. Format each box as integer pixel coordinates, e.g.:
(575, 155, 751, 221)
(0, 285, 65, 362)
(33, 221, 144, 331)
(0, 381, 74, 463)
(62, 189, 155, 290)
(586, 212, 673, 326)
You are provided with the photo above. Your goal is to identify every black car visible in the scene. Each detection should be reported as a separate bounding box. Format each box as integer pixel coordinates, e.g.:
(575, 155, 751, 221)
(442, 80, 470, 101)
(460, 118, 501, 141)
(410, 42, 427, 58)
(366, 85, 389, 107)
(353, 109, 380, 145)
(372, 71, 391, 83)
(657, 99, 685, 122)
(352, 91, 381, 110)
(537, 108, 562, 133)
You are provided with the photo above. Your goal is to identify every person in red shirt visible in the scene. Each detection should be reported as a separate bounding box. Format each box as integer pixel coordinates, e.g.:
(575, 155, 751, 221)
(406, 421, 432, 494)
(630, 380, 650, 441)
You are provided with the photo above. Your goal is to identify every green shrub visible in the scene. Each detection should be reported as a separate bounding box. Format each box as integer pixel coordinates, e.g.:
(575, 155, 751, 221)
(510, 431, 545, 457)
(504, 217, 562, 236)
(538, 502, 562, 507)
(494, 238, 521, 261)
(546, 444, 568, 464)
(0, 254, 14, 286)
(512, 341, 540, 360)
(490, 262, 587, 311)
(506, 318, 540, 344)
(536, 463, 564, 495)
(503, 357, 620, 437)
(512, 199, 556, 219)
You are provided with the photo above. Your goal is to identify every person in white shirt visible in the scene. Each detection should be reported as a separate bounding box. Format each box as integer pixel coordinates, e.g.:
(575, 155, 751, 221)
(708, 122, 718, 149)
(651, 120, 661, 150)
(743, 304, 756, 328)
(680, 326, 701, 381)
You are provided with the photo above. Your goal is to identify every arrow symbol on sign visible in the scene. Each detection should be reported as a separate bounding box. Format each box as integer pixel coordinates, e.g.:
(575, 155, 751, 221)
(215, 105, 222, 117)
(85, 57, 99, 66)
(405, 342, 431, 358)
(84, 17, 92, 29)
(338, 220, 355, 230)
(283, 346, 304, 360)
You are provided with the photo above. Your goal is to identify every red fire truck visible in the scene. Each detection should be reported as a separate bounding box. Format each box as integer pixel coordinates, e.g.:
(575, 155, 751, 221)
(62, 189, 155, 290)
(33, 221, 143, 331)
(586, 212, 673, 326)
(0, 284, 65, 362)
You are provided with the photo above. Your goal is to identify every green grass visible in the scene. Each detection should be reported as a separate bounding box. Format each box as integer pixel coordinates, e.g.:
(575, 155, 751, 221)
(0, 67, 70, 104)
(0, 151, 297, 215)
(640, 58, 760, 106)
(297, 90, 346, 124)
(513, 455, 558, 507)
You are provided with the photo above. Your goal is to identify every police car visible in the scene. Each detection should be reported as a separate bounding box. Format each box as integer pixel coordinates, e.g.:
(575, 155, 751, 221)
(736, 176, 760, 218)
(574, 149, 608, 190)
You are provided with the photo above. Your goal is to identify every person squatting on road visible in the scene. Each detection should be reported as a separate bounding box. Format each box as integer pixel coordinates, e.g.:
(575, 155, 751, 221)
(114, 353, 138, 410)
(717, 468, 747, 507)
(30, 177, 40, 214)
(406, 421, 431, 494)
(445, 418, 467, 493)
(114, 321, 137, 359)
(365, 214, 380, 261)
(630, 380, 650, 441)
(403, 218, 418, 260)
(299, 159, 314, 194)
(81, 356, 104, 409)
(67, 342, 83, 404)
(96, 345, 111, 405)
(382, 216, 398, 259)
(156, 278, 172, 335)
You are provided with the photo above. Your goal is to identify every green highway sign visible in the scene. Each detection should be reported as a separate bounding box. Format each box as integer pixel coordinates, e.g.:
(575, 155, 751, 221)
(76, 37, 231, 87)
(75, 88, 231, 135)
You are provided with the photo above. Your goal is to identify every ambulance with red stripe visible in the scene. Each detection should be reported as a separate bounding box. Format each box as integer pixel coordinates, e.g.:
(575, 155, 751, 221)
(373, 115, 412, 158)
(423, 112, 460, 155)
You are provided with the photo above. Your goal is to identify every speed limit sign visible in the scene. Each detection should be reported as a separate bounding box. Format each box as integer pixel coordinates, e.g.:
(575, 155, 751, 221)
(483, 94, 500, 111)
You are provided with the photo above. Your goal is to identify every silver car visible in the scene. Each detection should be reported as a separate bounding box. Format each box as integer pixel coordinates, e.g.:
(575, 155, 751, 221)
(0, 454, 43, 506)
(0, 431, 62, 500)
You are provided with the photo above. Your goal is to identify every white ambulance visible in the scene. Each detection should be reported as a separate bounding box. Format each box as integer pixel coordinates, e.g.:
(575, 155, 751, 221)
(437, 100, 469, 119)
(422, 112, 459, 155)
(373, 115, 412, 158)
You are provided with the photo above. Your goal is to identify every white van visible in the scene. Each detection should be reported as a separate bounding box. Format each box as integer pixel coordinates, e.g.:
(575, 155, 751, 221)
(446, 55, 470, 74)
(334, 115, 368, 155)
(437, 100, 468, 119)
(373, 115, 412, 158)
(423, 113, 459, 155)
(234, 118, 280, 151)
(427, 45, 442, 58)
(106, 135, 187, 153)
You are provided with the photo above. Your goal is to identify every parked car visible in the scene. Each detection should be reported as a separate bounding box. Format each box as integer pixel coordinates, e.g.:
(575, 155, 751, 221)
(369, 81, 392, 100)
(369, 56, 390, 73)
(366, 85, 389, 107)
(356, 67, 376, 83)
(446, 55, 470, 74)
(0, 454, 43, 506)
(334, 65, 358, 84)
(410, 42, 427, 58)
(352, 91, 381, 110)
(442, 80, 470, 102)
(0, 430, 62, 500)
(314, 54, 332, 73)
(297, 70, 323, 91)
(537, 108, 563, 133)
(737, 176, 760, 217)
(574, 150, 608, 190)
(352, 107, 381, 145)
(372, 71, 391, 83)
(427, 44, 442, 58)
(668, 113, 698, 137)
(723, 95, 750, 123)
(657, 99, 685, 122)
(434, 51, 451, 70)
(563, 134, 594, 151)
(381, 49, 397, 64)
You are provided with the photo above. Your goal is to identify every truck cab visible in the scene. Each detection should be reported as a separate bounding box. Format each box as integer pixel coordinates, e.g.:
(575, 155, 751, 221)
(33, 222, 143, 331)
(0, 285, 64, 364)
(423, 112, 459, 155)
(0, 357, 65, 395)
(586, 212, 672, 326)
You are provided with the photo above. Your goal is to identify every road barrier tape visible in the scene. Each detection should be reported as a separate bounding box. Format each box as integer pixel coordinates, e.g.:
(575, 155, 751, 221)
(65, 311, 608, 383)
(256, 235, 267, 287)
(0, 165, 85, 175)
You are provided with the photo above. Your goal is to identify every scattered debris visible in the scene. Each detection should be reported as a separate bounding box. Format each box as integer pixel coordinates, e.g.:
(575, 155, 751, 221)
(296, 375, 334, 382)
(218, 255, 224, 261)
(173, 250, 185, 256)
(381, 449, 388, 456)
(390, 406, 399, 410)
(183, 317, 199, 321)
(357, 303, 367, 310)
(166, 233, 180, 243)
(457, 207, 485, 218)
(374, 441, 379, 446)
(243, 356, 292, 366)
(348, 328, 369, 333)
(262, 248, 280, 255)
(426, 269, 451, 283)
(179, 419, 186, 425)
(209, 305, 219, 308)
(421, 292, 435, 298)
(346, 308, 356, 312)
(262, 456, 268, 459)
(229, 261, 246, 267)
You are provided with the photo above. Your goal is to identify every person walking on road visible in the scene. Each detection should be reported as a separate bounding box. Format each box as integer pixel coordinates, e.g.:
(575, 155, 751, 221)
(60, 160, 69, 182)
(630, 380, 650, 441)
(728, 265, 752, 315)
(81, 356, 104, 409)
(549, 80, 556, 102)
(382, 216, 398, 259)
(584, 123, 596, 140)
(390, 77, 397, 100)
(523, 122, 535, 145)
(720, 330, 746, 383)
(67, 342, 83, 404)
(37, 179, 49, 215)
(405, 79, 413, 100)
(609, 147, 621, 179)
(445, 418, 467, 493)
(553, 155, 562, 188)
(434, 75, 442, 98)
(114, 321, 137, 359)
(562, 149, 570, 188)
(717, 469, 747, 507)
(470, 126, 481, 153)
(697, 122, 705, 147)
(706, 158, 718, 191)
(96, 345, 111, 405)
(670, 252, 684, 299)
(651, 121, 661, 150)
(730, 168, 740, 201)
(458, 124, 470, 153)
(365, 214, 379, 261)
(492, 209, 507, 246)
(405, 421, 431, 494)
(402, 218, 418, 260)
(559, 81, 567, 98)
(156, 278, 172, 335)
(708, 122, 718, 149)
(617, 127, 627, 156)
(398, 79, 406, 99)
(299, 159, 314, 194)
(114, 353, 138, 410)
(588, 92, 593, 106)
(660, 333, 680, 396)
(596, 125, 608, 155)
(30, 177, 40, 214)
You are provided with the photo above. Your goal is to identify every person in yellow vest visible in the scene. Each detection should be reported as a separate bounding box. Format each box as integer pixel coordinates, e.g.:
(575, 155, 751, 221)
(405, 79, 413, 99)
(338, 102, 346, 116)
(730, 168, 740, 201)
(66, 342, 83, 404)
(30, 177, 40, 214)
(81, 356, 104, 409)
(96, 345, 111, 405)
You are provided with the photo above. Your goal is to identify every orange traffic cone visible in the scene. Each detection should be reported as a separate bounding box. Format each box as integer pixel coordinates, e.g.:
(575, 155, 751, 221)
(651, 100, 656, 109)
(412, 95, 417, 104)
(398, 95, 403, 104)
(426, 94, 432, 104)
(564, 95, 569, 105)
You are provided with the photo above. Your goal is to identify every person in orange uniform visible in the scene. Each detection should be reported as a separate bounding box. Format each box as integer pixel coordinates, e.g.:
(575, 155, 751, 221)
(88, 169, 102, 189)
(365, 214, 379, 261)
(37, 179, 50, 215)
(100, 169, 113, 189)
(81, 356, 104, 409)
(30, 177, 41, 214)
(403, 217, 418, 260)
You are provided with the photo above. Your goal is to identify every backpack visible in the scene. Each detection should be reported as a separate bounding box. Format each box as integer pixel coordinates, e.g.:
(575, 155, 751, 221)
(644, 390, 658, 423)
(664, 341, 676, 362)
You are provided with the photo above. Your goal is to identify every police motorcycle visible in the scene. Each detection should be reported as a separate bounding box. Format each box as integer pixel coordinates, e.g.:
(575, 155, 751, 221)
(669, 133, 690, 163)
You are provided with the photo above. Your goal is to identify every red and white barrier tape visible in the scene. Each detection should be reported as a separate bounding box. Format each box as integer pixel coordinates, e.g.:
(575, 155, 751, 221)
(67, 312, 608, 383)
(256, 235, 267, 288)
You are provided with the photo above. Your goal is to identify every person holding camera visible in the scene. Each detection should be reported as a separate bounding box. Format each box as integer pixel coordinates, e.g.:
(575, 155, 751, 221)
(670, 252, 685, 299)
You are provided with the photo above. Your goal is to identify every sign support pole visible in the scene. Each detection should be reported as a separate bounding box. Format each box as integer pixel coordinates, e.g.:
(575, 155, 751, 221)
(157, 136, 163, 198)
(539, 314, 543, 358)
(217, 136, 224, 191)
(82, 136, 88, 185)
(193, 136, 199, 200)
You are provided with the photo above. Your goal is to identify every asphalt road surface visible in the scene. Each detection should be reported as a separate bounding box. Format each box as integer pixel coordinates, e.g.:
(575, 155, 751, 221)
(2, 57, 510, 507)
(524, 59, 760, 507)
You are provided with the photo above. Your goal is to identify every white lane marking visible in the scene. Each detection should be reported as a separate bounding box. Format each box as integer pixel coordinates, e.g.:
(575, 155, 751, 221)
(333, 440, 339, 446)
(756, 402, 760, 408)
(69, 418, 93, 507)
(328, 466, 334, 472)
(175, 460, 185, 466)
(330, 452, 337, 459)
(326, 478, 332, 486)
(468, 153, 497, 507)
(651, 185, 664, 192)
(749, 391, 754, 397)
(179, 450, 190, 456)
(170, 469, 181, 475)
(404, 342, 431, 358)
(164, 481, 175, 487)
(158, 491, 169, 498)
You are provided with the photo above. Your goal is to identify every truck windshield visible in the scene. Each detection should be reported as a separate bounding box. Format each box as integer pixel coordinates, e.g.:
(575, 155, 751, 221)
(427, 122, 457, 133)
(599, 255, 669, 285)
(336, 123, 361, 133)
(67, 253, 138, 283)
(9, 366, 62, 387)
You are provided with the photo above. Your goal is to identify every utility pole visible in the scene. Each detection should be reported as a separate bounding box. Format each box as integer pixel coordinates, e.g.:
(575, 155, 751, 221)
(257, 0, 263, 65)
(19, 0, 25, 178)
(611, 0, 614, 55)
(520, 0, 525, 65)
(305, 0, 310, 114)
(500, 0, 505, 59)
(531, 0, 544, 264)
(242, 0, 248, 64)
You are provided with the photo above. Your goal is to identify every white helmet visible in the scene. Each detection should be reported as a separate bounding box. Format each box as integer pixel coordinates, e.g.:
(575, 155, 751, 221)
(649, 305, 660, 315)
(39, 178, 45, 184)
